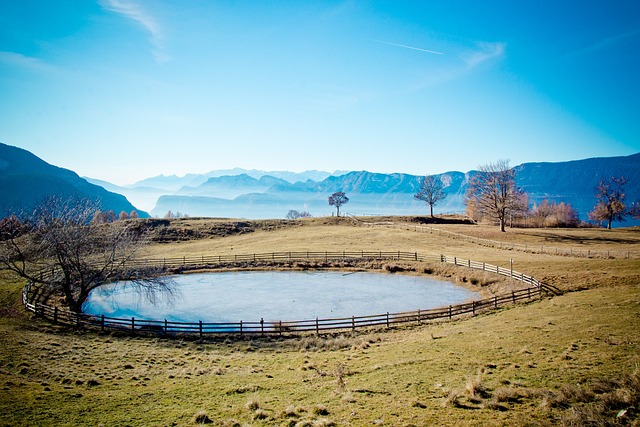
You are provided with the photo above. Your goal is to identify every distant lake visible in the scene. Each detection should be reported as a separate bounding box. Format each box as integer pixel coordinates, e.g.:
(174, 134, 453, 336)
(82, 271, 479, 323)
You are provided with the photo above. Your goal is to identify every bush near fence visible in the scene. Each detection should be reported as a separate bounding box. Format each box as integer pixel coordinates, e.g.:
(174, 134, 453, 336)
(22, 251, 548, 338)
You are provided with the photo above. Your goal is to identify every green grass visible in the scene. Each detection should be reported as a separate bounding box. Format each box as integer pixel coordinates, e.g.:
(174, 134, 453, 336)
(1, 218, 639, 426)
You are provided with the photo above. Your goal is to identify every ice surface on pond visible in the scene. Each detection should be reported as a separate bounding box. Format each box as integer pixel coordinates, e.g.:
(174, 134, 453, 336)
(83, 271, 479, 323)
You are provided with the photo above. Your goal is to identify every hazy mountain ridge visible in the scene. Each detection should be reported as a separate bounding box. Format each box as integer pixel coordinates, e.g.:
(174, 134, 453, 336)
(149, 154, 640, 221)
(4, 142, 639, 224)
(0, 143, 147, 218)
(130, 169, 344, 192)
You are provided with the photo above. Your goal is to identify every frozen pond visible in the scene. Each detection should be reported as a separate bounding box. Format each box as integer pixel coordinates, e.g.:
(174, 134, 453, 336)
(83, 271, 479, 323)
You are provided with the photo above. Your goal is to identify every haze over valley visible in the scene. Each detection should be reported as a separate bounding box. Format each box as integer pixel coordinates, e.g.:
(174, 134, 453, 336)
(2, 141, 638, 225)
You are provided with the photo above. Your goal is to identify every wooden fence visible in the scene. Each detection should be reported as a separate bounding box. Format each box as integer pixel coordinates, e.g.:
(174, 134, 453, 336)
(22, 251, 545, 338)
(357, 220, 636, 259)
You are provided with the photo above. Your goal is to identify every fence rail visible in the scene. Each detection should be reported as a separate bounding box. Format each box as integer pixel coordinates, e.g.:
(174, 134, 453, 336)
(23, 251, 546, 337)
(358, 221, 635, 259)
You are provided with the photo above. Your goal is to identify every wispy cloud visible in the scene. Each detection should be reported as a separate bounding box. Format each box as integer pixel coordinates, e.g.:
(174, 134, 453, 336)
(579, 28, 640, 55)
(0, 51, 57, 73)
(461, 41, 506, 69)
(409, 41, 506, 91)
(366, 38, 444, 55)
(100, 0, 171, 62)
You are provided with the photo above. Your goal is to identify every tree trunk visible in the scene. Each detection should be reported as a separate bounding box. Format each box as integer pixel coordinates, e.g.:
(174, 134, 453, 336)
(430, 204, 434, 218)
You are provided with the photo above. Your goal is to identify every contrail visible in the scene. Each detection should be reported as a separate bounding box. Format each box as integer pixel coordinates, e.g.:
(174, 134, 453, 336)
(365, 38, 444, 55)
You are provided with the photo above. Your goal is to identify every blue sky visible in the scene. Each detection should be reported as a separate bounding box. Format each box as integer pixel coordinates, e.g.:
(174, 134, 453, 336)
(1, 1, 639, 185)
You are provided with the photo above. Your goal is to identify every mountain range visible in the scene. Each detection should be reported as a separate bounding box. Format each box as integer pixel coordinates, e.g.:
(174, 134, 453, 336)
(100, 152, 640, 223)
(2, 141, 639, 225)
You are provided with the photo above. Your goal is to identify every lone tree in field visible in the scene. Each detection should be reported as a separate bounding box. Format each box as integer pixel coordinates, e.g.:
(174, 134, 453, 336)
(588, 176, 628, 229)
(414, 174, 447, 218)
(0, 196, 173, 313)
(286, 210, 312, 220)
(328, 191, 349, 217)
(465, 159, 526, 232)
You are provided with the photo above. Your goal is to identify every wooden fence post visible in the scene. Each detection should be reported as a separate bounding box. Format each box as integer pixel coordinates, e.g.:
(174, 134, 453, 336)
(494, 296, 498, 309)
(512, 291, 516, 303)
(472, 301, 476, 316)
(352, 316, 355, 331)
(417, 309, 421, 324)
(240, 320, 243, 336)
(131, 317, 135, 335)
(449, 305, 452, 320)
(199, 320, 203, 339)
(261, 318, 264, 335)
(101, 315, 105, 332)
(316, 317, 319, 335)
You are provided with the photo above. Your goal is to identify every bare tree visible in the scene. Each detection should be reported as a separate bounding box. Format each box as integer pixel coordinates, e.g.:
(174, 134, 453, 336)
(414, 175, 447, 218)
(0, 197, 173, 313)
(286, 210, 312, 219)
(328, 192, 349, 217)
(588, 176, 628, 229)
(465, 159, 524, 232)
(530, 199, 579, 228)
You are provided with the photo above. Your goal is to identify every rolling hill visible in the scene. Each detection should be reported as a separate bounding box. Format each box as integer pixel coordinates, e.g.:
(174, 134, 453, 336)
(0, 142, 147, 218)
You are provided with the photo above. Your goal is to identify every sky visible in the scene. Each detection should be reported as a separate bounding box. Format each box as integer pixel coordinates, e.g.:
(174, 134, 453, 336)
(1, 1, 639, 186)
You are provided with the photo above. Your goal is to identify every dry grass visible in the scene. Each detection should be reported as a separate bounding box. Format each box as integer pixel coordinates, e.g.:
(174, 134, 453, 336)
(1, 218, 639, 426)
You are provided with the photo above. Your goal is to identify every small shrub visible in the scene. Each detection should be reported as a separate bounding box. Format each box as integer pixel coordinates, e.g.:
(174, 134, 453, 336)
(466, 373, 489, 399)
(244, 397, 261, 411)
(280, 404, 304, 419)
(442, 389, 463, 408)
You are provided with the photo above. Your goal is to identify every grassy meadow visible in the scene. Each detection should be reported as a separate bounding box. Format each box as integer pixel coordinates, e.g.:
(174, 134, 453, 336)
(1, 217, 639, 426)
